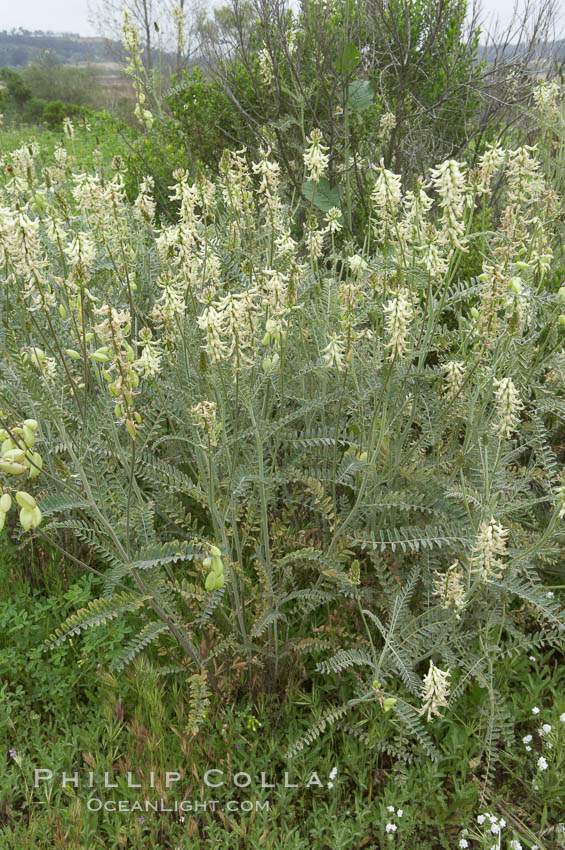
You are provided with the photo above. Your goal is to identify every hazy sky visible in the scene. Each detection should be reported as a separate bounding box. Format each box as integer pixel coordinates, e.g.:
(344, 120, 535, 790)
(0, 0, 554, 39)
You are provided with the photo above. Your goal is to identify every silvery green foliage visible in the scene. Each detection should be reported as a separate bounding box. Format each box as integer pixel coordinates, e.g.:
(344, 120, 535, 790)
(0, 99, 564, 764)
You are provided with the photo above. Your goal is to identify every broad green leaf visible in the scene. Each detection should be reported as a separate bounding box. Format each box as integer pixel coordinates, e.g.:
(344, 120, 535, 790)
(302, 177, 343, 213)
(347, 79, 373, 113)
(339, 42, 361, 74)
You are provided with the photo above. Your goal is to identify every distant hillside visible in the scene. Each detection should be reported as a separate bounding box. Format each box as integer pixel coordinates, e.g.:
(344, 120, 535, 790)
(0, 30, 125, 68)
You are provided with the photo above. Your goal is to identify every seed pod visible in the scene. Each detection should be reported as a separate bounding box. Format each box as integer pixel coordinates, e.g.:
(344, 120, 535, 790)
(66, 349, 82, 360)
(28, 348, 46, 369)
(22, 425, 35, 447)
(26, 452, 43, 479)
(59, 305, 67, 319)
(114, 404, 122, 419)
(0, 429, 8, 440)
(85, 332, 94, 342)
(16, 491, 36, 509)
(0, 460, 26, 475)
(125, 419, 137, 439)
(202, 557, 212, 569)
(2, 438, 16, 454)
(31, 506, 42, 528)
(24, 420, 38, 431)
(125, 343, 135, 363)
(4, 449, 26, 463)
(19, 507, 34, 531)
(0, 493, 12, 512)
(205, 571, 218, 592)
(559, 315, 565, 327)
(134, 412, 142, 424)
(210, 545, 221, 557)
(91, 348, 110, 362)
(0, 511, 4, 532)
(109, 383, 121, 397)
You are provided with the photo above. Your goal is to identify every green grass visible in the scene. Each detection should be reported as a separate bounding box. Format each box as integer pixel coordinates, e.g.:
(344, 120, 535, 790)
(0, 113, 136, 175)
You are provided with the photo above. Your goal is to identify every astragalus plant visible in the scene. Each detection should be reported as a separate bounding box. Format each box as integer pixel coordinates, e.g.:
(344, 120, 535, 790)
(0, 104, 563, 748)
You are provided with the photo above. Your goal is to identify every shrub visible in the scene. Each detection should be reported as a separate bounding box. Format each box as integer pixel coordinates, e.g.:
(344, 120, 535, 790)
(0, 81, 564, 755)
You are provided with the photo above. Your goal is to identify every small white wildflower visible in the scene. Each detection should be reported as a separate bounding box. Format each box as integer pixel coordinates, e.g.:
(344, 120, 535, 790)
(490, 822, 500, 834)
(526, 745, 532, 751)
(384, 288, 413, 360)
(459, 840, 469, 848)
(537, 756, 548, 771)
(63, 117, 74, 140)
(429, 158, 468, 250)
(546, 591, 554, 599)
(418, 660, 450, 721)
(323, 333, 346, 371)
(378, 111, 397, 141)
(303, 129, 329, 183)
(329, 766, 338, 780)
(541, 724, 552, 734)
(386, 805, 395, 813)
(327, 781, 334, 789)
(443, 360, 466, 401)
(477, 815, 486, 825)
(258, 48, 274, 86)
(523, 735, 532, 744)
(560, 713, 565, 722)
(325, 206, 343, 234)
(385, 823, 397, 833)
(371, 159, 402, 237)
(397, 810, 403, 818)
(529, 655, 536, 662)
(493, 376, 523, 438)
(472, 517, 509, 578)
(532, 706, 540, 715)
(510, 840, 522, 850)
